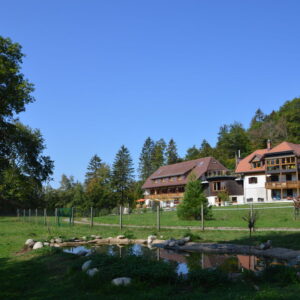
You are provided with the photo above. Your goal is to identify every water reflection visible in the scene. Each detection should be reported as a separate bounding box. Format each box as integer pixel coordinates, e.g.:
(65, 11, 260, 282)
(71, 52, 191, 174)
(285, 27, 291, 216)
(64, 244, 288, 275)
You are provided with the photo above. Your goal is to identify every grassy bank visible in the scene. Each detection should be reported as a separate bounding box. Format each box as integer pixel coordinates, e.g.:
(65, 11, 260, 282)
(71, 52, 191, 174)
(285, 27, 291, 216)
(91, 203, 298, 228)
(2, 217, 300, 299)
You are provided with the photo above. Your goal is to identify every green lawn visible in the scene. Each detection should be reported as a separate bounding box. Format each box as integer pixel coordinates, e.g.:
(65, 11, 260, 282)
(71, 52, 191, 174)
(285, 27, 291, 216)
(92, 203, 298, 228)
(2, 217, 300, 299)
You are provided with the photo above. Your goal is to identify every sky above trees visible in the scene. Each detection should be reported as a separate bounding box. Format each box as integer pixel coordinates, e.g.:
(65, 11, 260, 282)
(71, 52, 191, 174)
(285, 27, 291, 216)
(1, 0, 300, 186)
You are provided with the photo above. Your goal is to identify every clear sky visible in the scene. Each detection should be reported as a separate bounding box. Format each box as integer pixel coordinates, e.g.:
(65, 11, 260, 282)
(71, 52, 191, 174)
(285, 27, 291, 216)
(1, 0, 300, 187)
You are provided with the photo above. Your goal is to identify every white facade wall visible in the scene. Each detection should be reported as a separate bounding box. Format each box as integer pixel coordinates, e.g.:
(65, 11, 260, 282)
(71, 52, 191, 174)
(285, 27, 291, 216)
(243, 174, 271, 203)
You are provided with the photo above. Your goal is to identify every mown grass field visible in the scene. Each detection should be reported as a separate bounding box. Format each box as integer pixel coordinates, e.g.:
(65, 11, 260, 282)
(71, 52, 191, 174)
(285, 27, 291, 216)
(3, 217, 300, 299)
(90, 203, 299, 228)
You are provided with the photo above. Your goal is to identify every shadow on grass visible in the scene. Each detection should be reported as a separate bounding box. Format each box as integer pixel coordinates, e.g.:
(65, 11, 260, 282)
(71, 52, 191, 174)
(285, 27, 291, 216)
(220, 231, 300, 250)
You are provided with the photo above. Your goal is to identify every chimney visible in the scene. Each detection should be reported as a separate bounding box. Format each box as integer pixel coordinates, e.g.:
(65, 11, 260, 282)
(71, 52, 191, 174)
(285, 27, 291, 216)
(235, 150, 241, 168)
(267, 139, 272, 150)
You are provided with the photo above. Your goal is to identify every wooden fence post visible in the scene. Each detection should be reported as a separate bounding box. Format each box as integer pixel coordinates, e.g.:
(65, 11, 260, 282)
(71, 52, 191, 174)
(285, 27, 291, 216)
(70, 207, 74, 226)
(29, 208, 31, 222)
(23, 209, 26, 221)
(17, 209, 20, 219)
(201, 204, 204, 231)
(55, 208, 58, 225)
(119, 205, 123, 230)
(90, 207, 94, 228)
(156, 203, 160, 231)
(35, 208, 38, 224)
(44, 208, 47, 226)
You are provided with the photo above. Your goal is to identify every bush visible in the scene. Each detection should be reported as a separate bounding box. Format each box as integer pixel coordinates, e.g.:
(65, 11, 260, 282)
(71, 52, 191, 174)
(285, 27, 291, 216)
(177, 173, 212, 220)
(187, 269, 228, 288)
(98, 208, 110, 216)
(260, 265, 299, 286)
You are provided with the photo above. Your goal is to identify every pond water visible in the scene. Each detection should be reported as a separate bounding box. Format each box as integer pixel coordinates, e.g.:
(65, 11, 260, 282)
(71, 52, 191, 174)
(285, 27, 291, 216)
(63, 244, 293, 275)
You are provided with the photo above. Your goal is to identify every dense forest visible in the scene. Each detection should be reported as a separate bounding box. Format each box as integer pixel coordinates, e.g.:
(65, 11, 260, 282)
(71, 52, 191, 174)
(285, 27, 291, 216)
(1, 35, 300, 213)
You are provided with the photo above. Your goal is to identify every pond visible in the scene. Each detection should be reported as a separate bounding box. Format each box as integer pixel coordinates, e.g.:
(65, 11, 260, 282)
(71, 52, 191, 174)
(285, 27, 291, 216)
(63, 244, 293, 275)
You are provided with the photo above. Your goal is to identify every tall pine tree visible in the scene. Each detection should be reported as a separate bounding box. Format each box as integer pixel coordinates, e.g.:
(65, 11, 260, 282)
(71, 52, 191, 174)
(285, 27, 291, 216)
(152, 138, 166, 170)
(166, 138, 179, 165)
(138, 137, 155, 181)
(112, 145, 134, 205)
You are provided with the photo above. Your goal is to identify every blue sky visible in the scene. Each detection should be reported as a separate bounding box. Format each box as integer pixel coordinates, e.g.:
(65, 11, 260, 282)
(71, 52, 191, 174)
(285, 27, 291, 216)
(1, 0, 300, 186)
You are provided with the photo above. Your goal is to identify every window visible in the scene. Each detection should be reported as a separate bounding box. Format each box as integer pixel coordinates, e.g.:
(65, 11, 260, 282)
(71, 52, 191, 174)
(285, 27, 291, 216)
(252, 162, 262, 168)
(286, 174, 292, 181)
(213, 182, 221, 191)
(258, 198, 264, 202)
(231, 197, 237, 203)
(248, 177, 258, 184)
(247, 198, 253, 202)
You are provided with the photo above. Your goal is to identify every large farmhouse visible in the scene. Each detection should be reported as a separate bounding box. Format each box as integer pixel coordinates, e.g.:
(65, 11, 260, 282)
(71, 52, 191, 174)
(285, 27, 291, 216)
(142, 157, 243, 207)
(236, 141, 300, 203)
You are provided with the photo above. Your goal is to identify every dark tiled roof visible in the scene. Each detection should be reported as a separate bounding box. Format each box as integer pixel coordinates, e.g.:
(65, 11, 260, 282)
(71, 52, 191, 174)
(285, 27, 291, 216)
(142, 157, 228, 189)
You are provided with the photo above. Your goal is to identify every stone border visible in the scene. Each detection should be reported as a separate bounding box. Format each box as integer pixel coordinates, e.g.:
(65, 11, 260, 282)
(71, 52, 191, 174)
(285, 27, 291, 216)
(153, 242, 300, 261)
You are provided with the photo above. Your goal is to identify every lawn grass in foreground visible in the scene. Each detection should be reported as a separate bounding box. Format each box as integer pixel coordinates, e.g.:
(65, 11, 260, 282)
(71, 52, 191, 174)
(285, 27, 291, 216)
(2, 218, 300, 299)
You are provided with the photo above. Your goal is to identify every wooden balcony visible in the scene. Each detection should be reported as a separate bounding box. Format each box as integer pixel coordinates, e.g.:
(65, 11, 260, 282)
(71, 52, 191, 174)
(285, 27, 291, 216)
(265, 181, 300, 189)
(147, 193, 184, 200)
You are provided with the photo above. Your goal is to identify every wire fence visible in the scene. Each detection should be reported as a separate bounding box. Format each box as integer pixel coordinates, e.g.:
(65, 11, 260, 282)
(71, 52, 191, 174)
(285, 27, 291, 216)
(14, 202, 300, 231)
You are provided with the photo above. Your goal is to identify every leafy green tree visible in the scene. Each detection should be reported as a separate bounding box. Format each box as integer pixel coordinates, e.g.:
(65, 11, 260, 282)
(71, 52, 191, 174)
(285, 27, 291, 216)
(85, 160, 113, 210)
(138, 137, 155, 180)
(185, 145, 200, 160)
(166, 138, 179, 165)
(0, 36, 53, 211)
(112, 145, 134, 205)
(152, 138, 166, 170)
(177, 173, 211, 220)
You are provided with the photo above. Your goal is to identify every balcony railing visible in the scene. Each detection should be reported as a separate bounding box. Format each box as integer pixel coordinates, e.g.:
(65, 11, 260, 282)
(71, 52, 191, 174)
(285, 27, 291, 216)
(147, 193, 184, 200)
(265, 181, 300, 189)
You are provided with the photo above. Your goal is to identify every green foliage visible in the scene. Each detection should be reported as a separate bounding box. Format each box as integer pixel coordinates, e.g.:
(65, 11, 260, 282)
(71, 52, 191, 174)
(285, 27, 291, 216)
(0, 36, 53, 212)
(187, 269, 229, 288)
(112, 145, 134, 205)
(260, 265, 300, 286)
(138, 137, 155, 181)
(177, 173, 212, 220)
(166, 138, 179, 165)
(152, 138, 166, 170)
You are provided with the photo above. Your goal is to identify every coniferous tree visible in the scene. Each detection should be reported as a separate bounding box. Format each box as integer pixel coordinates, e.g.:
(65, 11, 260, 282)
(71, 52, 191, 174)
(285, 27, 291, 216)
(85, 154, 102, 183)
(152, 138, 166, 170)
(138, 137, 155, 181)
(177, 173, 211, 220)
(185, 146, 200, 161)
(85, 154, 113, 210)
(199, 139, 214, 157)
(112, 145, 134, 205)
(166, 138, 179, 165)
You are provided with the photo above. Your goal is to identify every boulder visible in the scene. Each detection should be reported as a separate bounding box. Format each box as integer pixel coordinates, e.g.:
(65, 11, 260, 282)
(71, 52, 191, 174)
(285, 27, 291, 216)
(82, 260, 92, 271)
(82, 236, 87, 241)
(183, 236, 191, 243)
(177, 239, 186, 246)
(77, 250, 88, 256)
(95, 236, 102, 239)
(117, 235, 125, 239)
(25, 239, 35, 247)
(55, 238, 63, 243)
(112, 277, 132, 286)
(50, 239, 55, 243)
(87, 268, 99, 277)
(43, 242, 50, 246)
(168, 241, 176, 247)
(259, 240, 272, 250)
(33, 242, 43, 250)
(147, 235, 157, 244)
